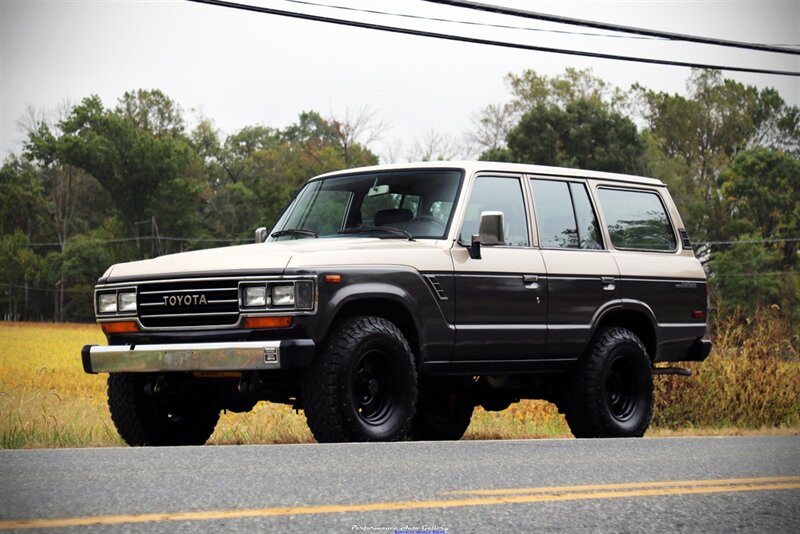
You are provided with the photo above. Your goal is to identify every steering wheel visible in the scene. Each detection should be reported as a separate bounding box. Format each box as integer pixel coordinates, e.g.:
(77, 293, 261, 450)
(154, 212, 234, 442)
(408, 216, 446, 232)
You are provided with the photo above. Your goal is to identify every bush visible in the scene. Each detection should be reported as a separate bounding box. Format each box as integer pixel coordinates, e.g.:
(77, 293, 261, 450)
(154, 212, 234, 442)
(653, 307, 800, 428)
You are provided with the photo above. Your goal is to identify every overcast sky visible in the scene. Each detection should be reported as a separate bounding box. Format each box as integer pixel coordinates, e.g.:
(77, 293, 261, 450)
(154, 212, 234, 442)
(2, 0, 798, 163)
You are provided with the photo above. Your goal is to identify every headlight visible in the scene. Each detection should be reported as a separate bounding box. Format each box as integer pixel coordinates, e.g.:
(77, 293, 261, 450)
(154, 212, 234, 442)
(98, 293, 117, 314)
(271, 285, 295, 306)
(243, 285, 268, 307)
(238, 280, 315, 311)
(118, 291, 137, 313)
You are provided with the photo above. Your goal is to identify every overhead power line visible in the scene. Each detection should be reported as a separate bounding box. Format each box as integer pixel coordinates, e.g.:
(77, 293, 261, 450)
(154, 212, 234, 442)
(282, 0, 662, 41)
(186, 0, 800, 77)
(423, 0, 800, 56)
(696, 238, 800, 246)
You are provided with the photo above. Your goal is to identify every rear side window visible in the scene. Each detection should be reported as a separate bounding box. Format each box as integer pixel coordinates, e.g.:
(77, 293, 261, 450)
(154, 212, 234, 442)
(597, 188, 677, 251)
(530, 179, 603, 249)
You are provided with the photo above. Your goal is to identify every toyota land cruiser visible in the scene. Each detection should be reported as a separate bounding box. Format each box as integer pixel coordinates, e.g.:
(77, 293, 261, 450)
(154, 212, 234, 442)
(82, 161, 712, 444)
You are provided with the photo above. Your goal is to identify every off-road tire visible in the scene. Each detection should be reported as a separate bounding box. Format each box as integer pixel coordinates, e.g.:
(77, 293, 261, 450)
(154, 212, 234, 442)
(302, 316, 417, 443)
(107, 373, 220, 446)
(564, 327, 653, 438)
(413, 387, 473, 441)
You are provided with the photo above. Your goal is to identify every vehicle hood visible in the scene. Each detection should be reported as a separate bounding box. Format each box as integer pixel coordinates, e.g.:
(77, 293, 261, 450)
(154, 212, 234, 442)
(101, 238, 452, 282)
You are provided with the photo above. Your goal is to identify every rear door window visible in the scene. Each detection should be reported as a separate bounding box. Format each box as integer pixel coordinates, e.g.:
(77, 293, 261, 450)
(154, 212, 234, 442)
(530, 179, 603, 249)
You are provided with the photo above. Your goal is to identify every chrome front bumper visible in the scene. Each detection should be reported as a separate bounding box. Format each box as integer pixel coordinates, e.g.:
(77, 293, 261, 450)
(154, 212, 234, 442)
(81, 340, 315, 374)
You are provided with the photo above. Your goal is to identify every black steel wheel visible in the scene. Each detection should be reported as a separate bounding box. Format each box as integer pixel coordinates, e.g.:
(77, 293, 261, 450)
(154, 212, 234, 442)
(107, 373, 220, 446)
(564, 327, 653, 438)
(302, 316, 417, 442)
(353, 350, 395, 426)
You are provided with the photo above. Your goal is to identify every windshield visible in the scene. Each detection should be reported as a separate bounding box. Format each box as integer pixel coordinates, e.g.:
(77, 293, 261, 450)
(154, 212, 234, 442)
(268, 169, 463, 241)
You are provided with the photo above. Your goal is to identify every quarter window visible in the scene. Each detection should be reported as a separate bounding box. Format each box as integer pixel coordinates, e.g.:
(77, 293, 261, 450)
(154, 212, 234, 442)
(598, 188, 677, 251)
(460, 176, 529, 247)
(530, 179, 603, 249)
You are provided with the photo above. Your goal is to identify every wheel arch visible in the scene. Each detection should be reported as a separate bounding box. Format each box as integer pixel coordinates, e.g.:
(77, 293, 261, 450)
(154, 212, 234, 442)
(324, 290, 422, 364)
(591, 301, 658, 361)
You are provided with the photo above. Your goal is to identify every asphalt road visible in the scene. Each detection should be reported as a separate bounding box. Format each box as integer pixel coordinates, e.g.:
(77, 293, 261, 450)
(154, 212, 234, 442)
(1, 436, 799, 533)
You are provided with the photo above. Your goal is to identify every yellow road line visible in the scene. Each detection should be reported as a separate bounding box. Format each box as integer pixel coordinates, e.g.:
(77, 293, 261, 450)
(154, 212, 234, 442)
(442, 475, 800, 496)
(2, 477, 798, 530)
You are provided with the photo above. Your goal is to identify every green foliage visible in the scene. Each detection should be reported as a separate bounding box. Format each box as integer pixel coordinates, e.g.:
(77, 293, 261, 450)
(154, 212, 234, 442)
(26, 94, 194, 233)
(505, 98, 643, 174)
(0, 158, 48, 237)
(506, 67, 627, 112)
(0, 231, 44, 319)
(477, 69, 643, 174)
(710, 235, 783, 310)
(712, 148, 800, 316)
(638, 70, 799, 243)
(718, 148, 800, 250)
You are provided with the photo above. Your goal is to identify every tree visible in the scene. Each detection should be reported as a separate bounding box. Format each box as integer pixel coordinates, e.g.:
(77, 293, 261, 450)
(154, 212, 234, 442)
(0, 230, 44, 320)
(709, 236, 783, 312)
(638, 70, 800, 243)
(718, 148, 800, 254)
(470, 68, 629, 157)
(0, 158, 48, 239)
(117, 89, 185, 137)
(328, 106, 388, 167)
(500, 98, 643, 174)
(26, 94, 195, 244)
(408, 129, 465, 162)
(713, 148, 800, 319)
(472, 68, 642, 173)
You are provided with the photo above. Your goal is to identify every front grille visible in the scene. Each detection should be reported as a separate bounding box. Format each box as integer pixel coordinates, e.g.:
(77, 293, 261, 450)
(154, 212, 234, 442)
(137, 279, 240, 328)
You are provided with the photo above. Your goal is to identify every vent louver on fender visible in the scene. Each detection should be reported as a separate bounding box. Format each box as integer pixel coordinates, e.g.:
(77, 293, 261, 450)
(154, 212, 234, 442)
(424, 275, 449, 301)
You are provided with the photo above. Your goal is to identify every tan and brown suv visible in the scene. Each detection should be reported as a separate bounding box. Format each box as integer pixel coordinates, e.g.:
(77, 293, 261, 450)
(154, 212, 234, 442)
(82, 161, 711, 444)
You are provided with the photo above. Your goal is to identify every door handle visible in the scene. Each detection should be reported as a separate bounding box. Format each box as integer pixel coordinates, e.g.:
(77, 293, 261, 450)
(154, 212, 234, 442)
(523, 274, 540, 289)
(601, 276, 616, 291)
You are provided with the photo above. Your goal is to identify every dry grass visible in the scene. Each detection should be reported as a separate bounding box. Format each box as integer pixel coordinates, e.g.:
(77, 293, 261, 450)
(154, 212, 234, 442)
(652, 308, 800, 429)
(1, 310, 798, 448)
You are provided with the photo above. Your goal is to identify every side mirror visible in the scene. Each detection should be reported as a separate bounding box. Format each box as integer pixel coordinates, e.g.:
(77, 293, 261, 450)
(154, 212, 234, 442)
(467, 211, 505, 260)
(255, 227, 268, 243)
(478, 211, 504, 245)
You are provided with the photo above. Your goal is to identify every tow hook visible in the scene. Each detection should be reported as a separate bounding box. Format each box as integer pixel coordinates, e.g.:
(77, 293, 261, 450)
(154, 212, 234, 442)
(652, 366, 692, 377)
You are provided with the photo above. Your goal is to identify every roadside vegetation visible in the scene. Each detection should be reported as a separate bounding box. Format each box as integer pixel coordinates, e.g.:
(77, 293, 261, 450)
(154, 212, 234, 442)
(1, 312, 796, 448)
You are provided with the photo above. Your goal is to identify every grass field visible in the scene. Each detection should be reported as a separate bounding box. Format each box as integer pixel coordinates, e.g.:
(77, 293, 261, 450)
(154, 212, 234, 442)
(1, 315, 798, 448)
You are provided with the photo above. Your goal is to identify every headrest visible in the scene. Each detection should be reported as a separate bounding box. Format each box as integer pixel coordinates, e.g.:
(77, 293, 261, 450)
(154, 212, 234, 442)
(374, 208, 413, 227)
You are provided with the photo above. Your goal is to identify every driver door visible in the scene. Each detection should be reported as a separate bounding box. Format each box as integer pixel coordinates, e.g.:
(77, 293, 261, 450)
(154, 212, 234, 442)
(451, 174, 547, 361)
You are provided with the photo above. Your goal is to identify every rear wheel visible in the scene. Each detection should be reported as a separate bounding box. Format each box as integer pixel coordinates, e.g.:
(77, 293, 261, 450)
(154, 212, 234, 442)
(107, 373, 220, 446)
(564, 328, 653, 438)
(302, 316, 417, 442)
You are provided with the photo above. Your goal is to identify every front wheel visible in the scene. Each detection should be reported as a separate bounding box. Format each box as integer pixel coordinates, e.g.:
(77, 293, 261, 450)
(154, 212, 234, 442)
(107, 373, 220, 446)
(564, 327, 653, 438)
(302, 316, 417, 442)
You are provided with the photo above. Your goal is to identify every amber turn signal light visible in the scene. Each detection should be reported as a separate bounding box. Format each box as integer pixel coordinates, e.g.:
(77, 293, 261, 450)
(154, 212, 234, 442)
(101, 321, 139, 334)
(244, 316, 293, 329)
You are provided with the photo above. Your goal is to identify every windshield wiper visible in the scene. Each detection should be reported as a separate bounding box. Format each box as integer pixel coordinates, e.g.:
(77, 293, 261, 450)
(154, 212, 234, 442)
(338, 226, 414, 241)
(270, 228, 319, 239)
